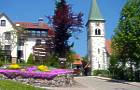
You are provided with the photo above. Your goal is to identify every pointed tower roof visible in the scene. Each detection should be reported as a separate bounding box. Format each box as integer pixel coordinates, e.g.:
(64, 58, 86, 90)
(89, 0, 104, 21)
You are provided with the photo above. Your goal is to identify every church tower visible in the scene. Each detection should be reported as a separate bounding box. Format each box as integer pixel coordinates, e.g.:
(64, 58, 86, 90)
(87, 0, 107, 73)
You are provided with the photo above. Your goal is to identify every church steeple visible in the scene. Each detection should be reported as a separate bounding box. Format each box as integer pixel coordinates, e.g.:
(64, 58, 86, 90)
(89, 0, 104, 21)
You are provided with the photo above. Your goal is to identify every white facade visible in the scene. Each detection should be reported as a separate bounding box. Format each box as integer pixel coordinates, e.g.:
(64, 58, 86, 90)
(18, 38, 36, 62)
(0, 13, 17, 62)
(87, 0, 109, 72)
(88, 21, 108, 71)
(18, 38, 46, 62)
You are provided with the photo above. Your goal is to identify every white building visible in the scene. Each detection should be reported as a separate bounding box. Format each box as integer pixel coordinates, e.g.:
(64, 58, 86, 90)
(16, 19, 54, 63)
(87, 0, 111, 72)
(0, 13, 17, 63)
(0, 13, 54, 63)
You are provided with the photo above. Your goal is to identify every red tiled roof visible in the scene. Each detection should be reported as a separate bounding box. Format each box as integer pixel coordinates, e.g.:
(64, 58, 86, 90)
(15, 22, 50, 30)
(15, 22, 55, 37)
(73, 54, 83, 65)
(106, 40, 112, 55)
(73, 54, 83, 60)
(73, 60, 82, 65)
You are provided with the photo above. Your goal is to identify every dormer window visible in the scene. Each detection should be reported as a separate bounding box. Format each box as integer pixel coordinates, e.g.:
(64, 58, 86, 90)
(1, 20, 6, 26)
(95, 29, 101, 35)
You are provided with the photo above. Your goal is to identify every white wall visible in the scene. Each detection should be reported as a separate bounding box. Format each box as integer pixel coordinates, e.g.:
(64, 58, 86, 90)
(88, 21, 108, 71)
(22, 38, 36, 62)
(0, 15, 17, 58)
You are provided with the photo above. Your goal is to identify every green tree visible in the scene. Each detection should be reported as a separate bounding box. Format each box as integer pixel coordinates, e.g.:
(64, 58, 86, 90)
(110, 0, 140, 81)
(0, 48, 4, 66)
(27, 54, 34, 65)
(82, 55, 88, 62)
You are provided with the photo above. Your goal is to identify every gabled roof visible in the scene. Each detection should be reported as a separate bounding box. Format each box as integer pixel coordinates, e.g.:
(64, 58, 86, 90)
(0, 12, 15, 27)
(88, 0, 104, 21)
(106, 40, 112, 55)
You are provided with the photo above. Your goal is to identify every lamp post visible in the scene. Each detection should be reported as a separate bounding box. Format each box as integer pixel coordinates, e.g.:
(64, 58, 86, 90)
(59, 58, 66, 68)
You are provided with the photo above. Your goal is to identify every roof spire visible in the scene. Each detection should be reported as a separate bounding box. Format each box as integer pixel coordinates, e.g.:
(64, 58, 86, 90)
(56, 0, 61, 3)
(89, 0, 104, 21)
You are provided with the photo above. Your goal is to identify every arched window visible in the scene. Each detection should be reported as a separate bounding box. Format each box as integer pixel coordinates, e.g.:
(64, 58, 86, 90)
(98, 48, 100, 54)
(95, 29, 98, 35)
(95, 28, 101, 35)
(98, 29, 101, 35)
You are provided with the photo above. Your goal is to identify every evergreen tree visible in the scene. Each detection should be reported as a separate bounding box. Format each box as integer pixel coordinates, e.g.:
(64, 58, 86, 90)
(51, 0, 83, 58)
(110, 0, 140, 81)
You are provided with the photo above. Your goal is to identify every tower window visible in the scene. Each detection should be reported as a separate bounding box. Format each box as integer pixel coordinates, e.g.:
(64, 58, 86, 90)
(98, 48, 100, 54)
(98, 29, 101, 35)
(95, 29, 101, 35)
(95, 29, 98, 35)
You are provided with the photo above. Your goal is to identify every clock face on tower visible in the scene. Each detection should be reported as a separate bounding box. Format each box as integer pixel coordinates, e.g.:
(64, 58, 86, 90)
(96, 22, 100, 26)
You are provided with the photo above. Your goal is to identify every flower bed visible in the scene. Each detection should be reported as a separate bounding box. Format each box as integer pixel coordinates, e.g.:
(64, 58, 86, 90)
(0, 65, 74, 87)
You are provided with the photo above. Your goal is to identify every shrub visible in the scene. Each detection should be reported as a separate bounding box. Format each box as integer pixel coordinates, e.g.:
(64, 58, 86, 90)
(93, 70, 109, 77)
(27, 54, 34, 64)
(45, 55, 60, 68)
(0, 61, 3, 67)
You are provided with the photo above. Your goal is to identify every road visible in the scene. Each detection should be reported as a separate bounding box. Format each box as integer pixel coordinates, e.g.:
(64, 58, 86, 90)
(47, 76, 140, 90)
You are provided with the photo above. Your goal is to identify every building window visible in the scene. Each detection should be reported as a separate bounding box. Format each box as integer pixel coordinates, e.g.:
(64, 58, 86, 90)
(98, 29, 101, 35)
(95, 29, 98, 35)
(18, 50, 23, 59)
(1, 20, 6, 26)
(95, 29, 101, 35)
(30, 31, 36, 37)
(5, 32, 11, 40)
(98, 48, 100, 54)
(4, 45, 11, 56)
(18, 39, 24, 46)
(98, 64, 100, 68)
(36, 39, 41, 45)
(4, 45, 11, 50)
(36, 31, 41, 37)
(41, 31, 47, 37)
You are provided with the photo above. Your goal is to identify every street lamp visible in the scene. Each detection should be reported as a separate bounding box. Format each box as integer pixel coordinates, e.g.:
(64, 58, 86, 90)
(59, 58, 66, 68)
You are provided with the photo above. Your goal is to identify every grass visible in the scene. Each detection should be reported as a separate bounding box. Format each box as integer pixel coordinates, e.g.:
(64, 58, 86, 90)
(0, 80, 46, 90)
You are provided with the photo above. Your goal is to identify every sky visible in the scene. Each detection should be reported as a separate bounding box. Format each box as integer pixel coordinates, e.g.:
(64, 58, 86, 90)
(0, 0, 127, 57)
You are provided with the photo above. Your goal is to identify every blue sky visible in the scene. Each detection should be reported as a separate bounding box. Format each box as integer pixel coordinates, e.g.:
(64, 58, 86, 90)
(0, 0, 127, 57)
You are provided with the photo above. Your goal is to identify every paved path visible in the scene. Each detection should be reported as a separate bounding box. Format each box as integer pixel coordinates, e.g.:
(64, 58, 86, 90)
(46, 76, 140, 90)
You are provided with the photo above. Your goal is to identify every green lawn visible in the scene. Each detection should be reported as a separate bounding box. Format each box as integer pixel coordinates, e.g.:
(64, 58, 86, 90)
(0, 80, 46, 90)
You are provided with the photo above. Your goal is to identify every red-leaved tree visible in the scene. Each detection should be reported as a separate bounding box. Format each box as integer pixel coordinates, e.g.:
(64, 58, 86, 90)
(50, 0, 83, 58)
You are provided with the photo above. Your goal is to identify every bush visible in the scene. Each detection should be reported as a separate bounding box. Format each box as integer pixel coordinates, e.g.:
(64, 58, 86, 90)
(93, 70, 109, 77)
(45, 55, 60, 68)
(27, 54, 34, 64)
(0, 61, 3, 67)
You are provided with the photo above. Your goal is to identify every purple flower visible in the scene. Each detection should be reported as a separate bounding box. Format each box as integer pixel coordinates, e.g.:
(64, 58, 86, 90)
(0, 68, 73, 80)
(26, 66, 37, 72)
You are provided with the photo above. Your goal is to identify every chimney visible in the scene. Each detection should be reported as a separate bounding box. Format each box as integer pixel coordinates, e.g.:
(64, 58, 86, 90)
(38, 18, 44, 23)
(38, 18, 44, 28)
